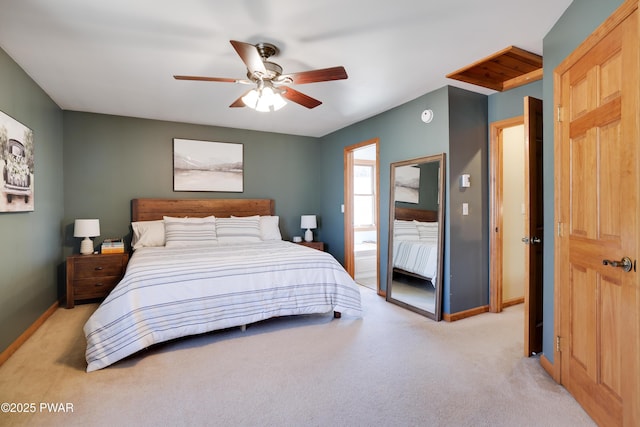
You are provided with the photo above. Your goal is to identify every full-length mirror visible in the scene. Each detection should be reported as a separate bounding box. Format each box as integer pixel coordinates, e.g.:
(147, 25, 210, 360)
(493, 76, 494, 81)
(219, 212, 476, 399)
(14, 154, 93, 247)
(386, 153, 445, 320)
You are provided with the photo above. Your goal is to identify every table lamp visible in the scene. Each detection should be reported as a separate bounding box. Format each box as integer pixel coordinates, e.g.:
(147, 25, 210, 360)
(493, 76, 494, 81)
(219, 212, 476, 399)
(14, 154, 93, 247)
(300, 215, 317, 242)
(74, 219, 100, 255)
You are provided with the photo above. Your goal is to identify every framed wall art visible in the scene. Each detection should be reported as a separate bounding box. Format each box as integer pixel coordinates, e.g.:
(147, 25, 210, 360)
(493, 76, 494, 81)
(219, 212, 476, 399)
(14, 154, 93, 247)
(394, 164, 420, 204)
(173, 138, 243, 192)
(0, 111, 34, 212)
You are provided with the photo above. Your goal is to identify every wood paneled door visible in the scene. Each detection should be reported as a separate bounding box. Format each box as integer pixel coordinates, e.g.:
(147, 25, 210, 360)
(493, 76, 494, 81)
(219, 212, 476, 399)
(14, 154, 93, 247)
(554, 1, 639, 425)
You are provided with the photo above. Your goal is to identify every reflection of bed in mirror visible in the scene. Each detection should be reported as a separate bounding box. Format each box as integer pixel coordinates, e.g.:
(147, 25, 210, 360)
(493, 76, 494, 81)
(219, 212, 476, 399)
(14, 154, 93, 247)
(392, 207, 439, 285)
(387, 152, 445, 321)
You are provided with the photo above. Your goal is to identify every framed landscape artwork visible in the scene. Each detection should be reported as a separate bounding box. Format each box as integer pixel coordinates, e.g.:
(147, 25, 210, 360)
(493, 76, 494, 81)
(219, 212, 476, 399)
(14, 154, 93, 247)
(173, 138, 244, 192)
(0, 111, 34, 212)
(394, 165, 420, 204)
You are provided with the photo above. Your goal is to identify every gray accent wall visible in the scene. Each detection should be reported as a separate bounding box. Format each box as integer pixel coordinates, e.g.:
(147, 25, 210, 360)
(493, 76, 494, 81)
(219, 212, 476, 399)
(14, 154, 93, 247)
(62, 112, 321, 256)
(320, 86, 488, 315)
(320, 86, 450, 293)
(447, 87, 488, 313)
(0, 48, 64, 352)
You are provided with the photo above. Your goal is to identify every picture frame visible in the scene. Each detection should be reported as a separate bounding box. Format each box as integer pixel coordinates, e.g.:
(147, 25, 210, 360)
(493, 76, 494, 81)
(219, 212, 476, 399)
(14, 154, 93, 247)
(173, 138, 244, 192)
(394, 165, 420, 204)
(0, 111, 34, 212)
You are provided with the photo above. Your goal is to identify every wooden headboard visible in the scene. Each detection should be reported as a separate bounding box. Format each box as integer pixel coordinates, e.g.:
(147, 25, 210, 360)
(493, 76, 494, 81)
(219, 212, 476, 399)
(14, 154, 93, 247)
(131, 198, 275, 221)
(394, 207, 438, 222)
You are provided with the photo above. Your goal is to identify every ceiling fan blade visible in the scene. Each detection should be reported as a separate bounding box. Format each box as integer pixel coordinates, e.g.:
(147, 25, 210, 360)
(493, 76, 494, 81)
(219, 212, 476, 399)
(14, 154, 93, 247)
(229, 90, 251, 108)
(282, 66, 348, 85)
(280, 87, 322, 109)
(230, 40, 267, 76)
(174, 75, 237, 83)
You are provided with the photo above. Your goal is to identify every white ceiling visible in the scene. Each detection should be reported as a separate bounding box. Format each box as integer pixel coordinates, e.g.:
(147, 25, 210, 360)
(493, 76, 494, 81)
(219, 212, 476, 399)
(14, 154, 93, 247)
(0, 0, 572, 137)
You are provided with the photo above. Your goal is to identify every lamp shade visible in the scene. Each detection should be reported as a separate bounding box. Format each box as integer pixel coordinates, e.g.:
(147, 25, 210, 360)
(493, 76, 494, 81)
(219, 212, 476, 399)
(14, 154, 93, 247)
(74, 219, 100, 238)
(300, 215, 317, 230)
(242, 82, 287, 112)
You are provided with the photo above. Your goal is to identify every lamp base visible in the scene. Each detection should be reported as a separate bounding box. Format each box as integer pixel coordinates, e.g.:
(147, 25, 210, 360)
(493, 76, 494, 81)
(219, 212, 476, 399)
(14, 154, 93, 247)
(304, 229, 313, 242)
(80, 237, 94, 255)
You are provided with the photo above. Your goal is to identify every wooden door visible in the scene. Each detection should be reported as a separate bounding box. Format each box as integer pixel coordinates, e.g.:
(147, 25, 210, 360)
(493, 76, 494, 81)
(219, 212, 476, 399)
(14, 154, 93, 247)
(523, 96, 543, 357)
(555, 2, 639, 426)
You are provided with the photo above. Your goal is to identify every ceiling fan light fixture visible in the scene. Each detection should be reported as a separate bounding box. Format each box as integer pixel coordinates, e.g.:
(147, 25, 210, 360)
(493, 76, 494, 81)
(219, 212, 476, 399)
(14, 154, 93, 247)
(242, 83, 287, 112)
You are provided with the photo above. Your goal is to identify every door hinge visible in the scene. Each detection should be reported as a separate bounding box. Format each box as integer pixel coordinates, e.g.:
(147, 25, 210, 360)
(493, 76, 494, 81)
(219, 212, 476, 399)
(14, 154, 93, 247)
(557, 221, 562, 237)
(557, 106, 563, 123)
(556, 335, 562, 353)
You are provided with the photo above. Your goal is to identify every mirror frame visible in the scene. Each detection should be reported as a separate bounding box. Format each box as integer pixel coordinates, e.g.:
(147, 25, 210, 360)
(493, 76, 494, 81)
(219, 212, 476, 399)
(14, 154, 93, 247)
(386, 153, 446, 320)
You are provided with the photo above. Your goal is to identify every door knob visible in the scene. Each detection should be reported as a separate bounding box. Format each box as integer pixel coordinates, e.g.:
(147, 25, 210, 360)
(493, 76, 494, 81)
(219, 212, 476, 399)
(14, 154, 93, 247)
(531, 236, 541, 244)
(521, 237, 529, 244)
(602, 256, 633, 272)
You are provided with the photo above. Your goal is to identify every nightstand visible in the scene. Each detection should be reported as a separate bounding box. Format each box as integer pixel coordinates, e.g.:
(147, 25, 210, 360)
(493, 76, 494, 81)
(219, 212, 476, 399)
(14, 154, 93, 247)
(296, 241, 324, 251)
(65, 253, 129, 308)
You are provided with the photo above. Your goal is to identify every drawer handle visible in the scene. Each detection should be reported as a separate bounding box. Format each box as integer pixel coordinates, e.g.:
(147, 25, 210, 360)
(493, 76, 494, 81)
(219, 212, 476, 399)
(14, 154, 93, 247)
(95, 282, 104, 287)
(95, 266, 104, 271)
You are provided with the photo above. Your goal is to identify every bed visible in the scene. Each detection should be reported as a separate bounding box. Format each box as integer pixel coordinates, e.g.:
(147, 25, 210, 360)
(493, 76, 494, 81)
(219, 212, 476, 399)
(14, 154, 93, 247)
(391, 207, 439, 285)
(83, 198, 362, 372)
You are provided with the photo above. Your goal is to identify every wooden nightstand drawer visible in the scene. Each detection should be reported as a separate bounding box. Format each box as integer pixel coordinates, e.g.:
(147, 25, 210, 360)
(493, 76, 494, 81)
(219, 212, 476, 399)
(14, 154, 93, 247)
(73, 277, 120, 300)
(73, 257, 125, 279)
(66, 253, 128, 308)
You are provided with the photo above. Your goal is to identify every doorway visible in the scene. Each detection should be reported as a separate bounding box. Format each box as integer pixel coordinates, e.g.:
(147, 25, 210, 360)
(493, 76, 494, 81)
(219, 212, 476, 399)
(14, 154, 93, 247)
(490, 119, 526, 310)
(344, 139, 380, 294)
(490, 96, 544, 357)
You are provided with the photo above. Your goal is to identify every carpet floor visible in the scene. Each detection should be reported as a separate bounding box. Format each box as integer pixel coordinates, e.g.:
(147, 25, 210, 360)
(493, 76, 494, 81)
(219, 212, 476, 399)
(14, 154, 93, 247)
(0, 287, 595, 426)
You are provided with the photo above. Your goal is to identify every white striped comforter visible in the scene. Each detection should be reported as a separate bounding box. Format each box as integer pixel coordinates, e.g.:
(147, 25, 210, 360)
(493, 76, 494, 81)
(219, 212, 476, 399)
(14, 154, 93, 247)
(84, 241, 362, 372)
(392, 239, 438, 285)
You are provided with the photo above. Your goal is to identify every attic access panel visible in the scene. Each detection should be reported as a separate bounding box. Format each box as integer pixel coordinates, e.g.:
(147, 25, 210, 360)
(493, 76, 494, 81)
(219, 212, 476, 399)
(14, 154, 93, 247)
(446, 46, 542, 92)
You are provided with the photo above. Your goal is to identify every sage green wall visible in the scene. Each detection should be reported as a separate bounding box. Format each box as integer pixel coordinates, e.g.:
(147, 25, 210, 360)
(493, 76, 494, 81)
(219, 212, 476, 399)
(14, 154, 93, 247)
(320, 86, 449, 280)
(319, 86, 488, 315)
(540, 0, 625, 363)
(447, 87, 488, 313)
(0, 48, 64, 353)
(62, 112, 321, 254)
(488, 80, 543, 123)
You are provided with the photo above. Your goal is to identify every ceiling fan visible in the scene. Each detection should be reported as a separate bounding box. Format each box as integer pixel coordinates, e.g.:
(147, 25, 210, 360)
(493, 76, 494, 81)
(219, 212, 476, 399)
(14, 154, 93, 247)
(174, 40, 348, 111)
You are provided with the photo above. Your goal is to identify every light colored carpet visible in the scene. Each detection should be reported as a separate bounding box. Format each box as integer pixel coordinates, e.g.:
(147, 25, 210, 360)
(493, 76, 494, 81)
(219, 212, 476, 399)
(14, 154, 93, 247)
(0, 287, 595, 427)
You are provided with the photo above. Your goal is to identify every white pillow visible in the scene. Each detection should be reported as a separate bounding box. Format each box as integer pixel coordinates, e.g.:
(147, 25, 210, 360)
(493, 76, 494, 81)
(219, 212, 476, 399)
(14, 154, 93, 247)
(216, 216, 262, 243)
(231, 215, 282, 241)
(393, 219, 419, 241)
(415, 220, 439, 245)
(131, 220, 165, 250)
(164, 216, 217, 247)
(259, 216, 282, 240)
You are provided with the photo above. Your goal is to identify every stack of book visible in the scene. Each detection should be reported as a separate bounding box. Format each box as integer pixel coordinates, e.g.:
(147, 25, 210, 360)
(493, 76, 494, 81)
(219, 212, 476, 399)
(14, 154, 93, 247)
(101, 238, 125, 254)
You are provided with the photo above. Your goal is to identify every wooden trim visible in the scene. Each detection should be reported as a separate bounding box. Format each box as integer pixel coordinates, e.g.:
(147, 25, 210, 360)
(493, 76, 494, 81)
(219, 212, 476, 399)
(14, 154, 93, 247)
(0, 301, 58, 367)
(502, 68, 543, 91)
(540, 354, 560, 383)
(502, 296, 525, 308)
(343, 148, 355, 278)
(489, 116, 524, 314)
(553, 60, 565, 387)
(344, 138, 380, 293)
(443, 305, 489, 322)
